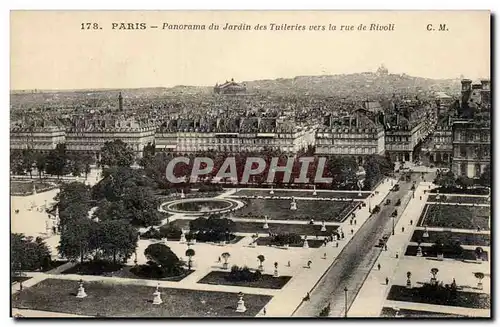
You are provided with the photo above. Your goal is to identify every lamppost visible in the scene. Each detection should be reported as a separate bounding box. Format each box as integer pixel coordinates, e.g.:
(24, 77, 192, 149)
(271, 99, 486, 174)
(344, 287, 348, 318)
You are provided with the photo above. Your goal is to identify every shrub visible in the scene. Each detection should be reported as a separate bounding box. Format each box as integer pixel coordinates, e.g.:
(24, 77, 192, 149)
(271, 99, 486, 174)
(395, 199, 401, 206)
(198, 184, 223, 192)
(372, 205, 381, 214)
(140, 227, 162, 239)
(270, 233, 302, 246)
(159, 223, 182, 239)
(226, 265, 261, 282)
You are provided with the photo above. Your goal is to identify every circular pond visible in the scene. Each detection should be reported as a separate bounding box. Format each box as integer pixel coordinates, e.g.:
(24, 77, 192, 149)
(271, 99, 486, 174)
(160, 198, 241, 215)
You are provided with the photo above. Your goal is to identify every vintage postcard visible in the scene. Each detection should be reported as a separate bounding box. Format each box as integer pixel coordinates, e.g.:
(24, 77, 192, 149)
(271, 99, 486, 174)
(10, 10, 491, 318)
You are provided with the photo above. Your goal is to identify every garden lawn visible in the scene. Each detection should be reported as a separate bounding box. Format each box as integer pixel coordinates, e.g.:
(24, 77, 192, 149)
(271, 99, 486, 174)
(234, 199, 357, 222)
(10, 181, 55, 195)
(12, 278, 272, 317)
(418, 204, 490, 230)
(61, 261, 194, 282)
(232, 189, 369, 199)
(380, 307, 465, 317)
(387, 285, 490, 309)
(411, 230, 490, 247)
(171, 219, 339, 236)
(256, 237, 325, 248)
(197, 271, 291, 290)
(404, 245, 489, 261)
(427, 195, 490, 205)
(12, 276, 32, 284)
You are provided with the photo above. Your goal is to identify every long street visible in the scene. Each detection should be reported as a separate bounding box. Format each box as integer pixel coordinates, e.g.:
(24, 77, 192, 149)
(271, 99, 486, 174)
(293, 171, 436, 317)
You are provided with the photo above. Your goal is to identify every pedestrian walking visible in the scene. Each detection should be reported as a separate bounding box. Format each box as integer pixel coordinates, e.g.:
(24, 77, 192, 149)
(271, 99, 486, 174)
(354, 220, 357, 225)
(410, 220, 413, 225)
(402, 227, 405, 232)
(420, 196, 422, 200)
(287, 260, 291, 267)
(336, 242, 339, 248)
(377, 263, 381, 270)
(217, 256, 221, 263)
(385, 277, 389, 285)
(263, 307, 267, 315)
(395, 252, 399, 259)
(384, 244, 388, 251)
(351, 229, 354, 234)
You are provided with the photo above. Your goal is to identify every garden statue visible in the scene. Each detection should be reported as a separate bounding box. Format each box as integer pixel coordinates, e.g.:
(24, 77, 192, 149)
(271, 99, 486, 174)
(312, 185, 317, 196)
(76, 280, 87, 298)
(321, 221, 326, 232)
(423, 226, 429, 238)
(179, 229, 187, 243)
(236, 292, 247, 313)
(263, 215, 269, 229)
(290, 197, 297, 210)
(152, 284, 163, 305)
(269, 186, 274, 195)
(273, 262, 279, 278)
(406, 272, 412, 289)
(303, 236, 309, 249)
(416, 245, 423, 257)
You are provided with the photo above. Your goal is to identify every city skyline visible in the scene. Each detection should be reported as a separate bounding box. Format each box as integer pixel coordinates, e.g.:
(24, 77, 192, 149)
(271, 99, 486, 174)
(11, 11, 490, 91)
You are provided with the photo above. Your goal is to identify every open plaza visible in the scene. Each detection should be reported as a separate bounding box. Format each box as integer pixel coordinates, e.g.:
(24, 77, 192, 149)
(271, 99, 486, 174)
(10, 165, 491, 318)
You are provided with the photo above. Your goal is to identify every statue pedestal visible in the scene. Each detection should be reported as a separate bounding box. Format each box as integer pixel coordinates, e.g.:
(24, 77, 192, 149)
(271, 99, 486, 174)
(269, 190, 274, 195)
(236, 299, 247, 313)
(180, 234, 187, 243)
(303, 240, 309, 249)
(263, 222, 269, 229)
(321, 225, 326, 232)
(416, 246, 423, 257)
(290, 202, 297, 210)
(153, 290, 163, 305)
(273, 269, 279, 278)
(76, 286, 87, 298)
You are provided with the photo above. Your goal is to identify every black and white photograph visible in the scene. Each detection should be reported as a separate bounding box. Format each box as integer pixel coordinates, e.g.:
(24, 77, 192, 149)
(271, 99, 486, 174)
(8, 10, 491, 318)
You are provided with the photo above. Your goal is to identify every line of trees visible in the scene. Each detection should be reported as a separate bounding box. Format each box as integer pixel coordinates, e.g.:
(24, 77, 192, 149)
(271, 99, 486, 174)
(56, 182, 139, 264)
(10, 139, 137, 179)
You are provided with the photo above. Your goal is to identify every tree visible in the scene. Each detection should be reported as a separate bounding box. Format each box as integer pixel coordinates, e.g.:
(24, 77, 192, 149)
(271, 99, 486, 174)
(11, 233, 51, 272)
(58, 218, 97, 263)
(318, 303, 331, 317)
(122, 186, 162, 227)
(475, 247, 484, 261)
(434, 171, 456, 189)
(144, 243, 183, 276)
(479, 165, 491, 187)
(10, 150, 25, 175)
(34, 152, 47, 179)
(21, 149, 35, 178)
(185, 248, 195, 271)
(45, 144, 70, 177)
(221, 252, 231, 269)
(98, 220, 138, 264)
(257, 254, 265, 271)
(100, 140, 135, 167)
(456, 176, 474, 190)
(57, 182, 92, 229)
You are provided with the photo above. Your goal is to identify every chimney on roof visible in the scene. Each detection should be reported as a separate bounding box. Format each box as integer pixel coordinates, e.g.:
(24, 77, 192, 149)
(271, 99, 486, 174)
(118, 92, 123, 111)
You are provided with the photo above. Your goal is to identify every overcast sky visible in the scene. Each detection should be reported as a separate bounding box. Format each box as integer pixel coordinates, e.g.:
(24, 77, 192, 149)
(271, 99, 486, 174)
(10, 11, 490, 90)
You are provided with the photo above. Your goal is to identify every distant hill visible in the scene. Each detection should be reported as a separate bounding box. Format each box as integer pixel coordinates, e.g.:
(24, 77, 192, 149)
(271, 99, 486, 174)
(10, 73, 461, 109)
